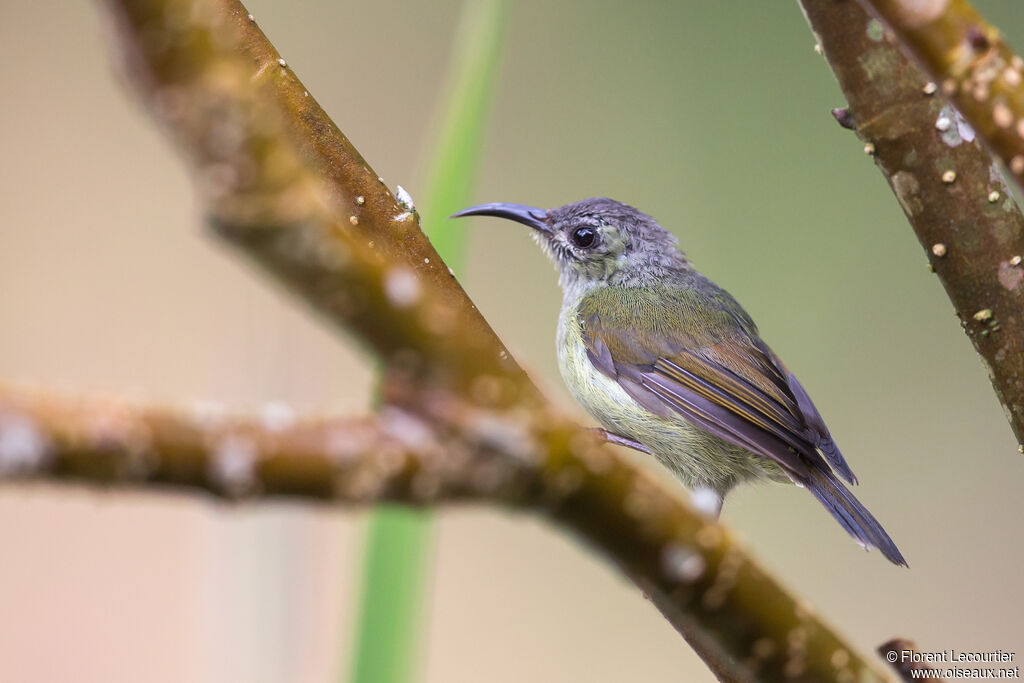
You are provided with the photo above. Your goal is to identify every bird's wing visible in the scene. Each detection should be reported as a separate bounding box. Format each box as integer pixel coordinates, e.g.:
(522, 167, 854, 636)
(577, 285, 856, 484)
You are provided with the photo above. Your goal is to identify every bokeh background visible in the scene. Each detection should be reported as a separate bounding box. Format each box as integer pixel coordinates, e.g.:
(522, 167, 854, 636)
(2, 1, 1023, 681)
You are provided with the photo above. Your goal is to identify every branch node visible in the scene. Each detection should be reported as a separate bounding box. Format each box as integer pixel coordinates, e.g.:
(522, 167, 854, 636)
(831, 106, 857, 130)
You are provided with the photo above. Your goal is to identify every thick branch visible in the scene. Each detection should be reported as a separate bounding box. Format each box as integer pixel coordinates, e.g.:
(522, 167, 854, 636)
(0, 386, 532, 503)
(61, 0, 903, 679)
(104, 0, 537, 408)
(801, 0, 1024, 447)
(0, 385, 889, 682)
(856, 0, 1024, 193)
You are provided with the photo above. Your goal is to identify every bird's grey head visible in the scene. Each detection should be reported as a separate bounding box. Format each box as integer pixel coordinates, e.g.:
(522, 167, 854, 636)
(451, 197, 688, 291)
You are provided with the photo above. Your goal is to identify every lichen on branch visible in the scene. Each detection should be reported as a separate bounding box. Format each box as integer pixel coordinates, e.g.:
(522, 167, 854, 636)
(0, 384, 888, 682)
(855, 0, 1024, 194)
(104, 0, 533, 406)
(0, 385, 542, 503)
(0, 0, 921, 680)
(801, 0, 1024, 447)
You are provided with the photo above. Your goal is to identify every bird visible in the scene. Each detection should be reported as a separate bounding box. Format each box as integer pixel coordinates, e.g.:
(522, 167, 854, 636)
(451, 197, 906, 566)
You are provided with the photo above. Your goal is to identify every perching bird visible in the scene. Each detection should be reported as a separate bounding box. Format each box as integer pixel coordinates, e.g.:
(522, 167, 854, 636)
(452, 198, 905, 566)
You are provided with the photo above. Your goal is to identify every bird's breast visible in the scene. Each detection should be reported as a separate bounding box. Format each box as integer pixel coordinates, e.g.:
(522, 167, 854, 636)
(557, 304, 701, 462)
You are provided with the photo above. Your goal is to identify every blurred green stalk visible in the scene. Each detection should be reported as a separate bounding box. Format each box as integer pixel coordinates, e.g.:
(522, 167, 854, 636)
(347, 2, 507, 683)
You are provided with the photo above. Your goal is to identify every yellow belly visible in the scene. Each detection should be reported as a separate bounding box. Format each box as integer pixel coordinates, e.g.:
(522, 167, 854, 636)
(556, 303, 787, 494)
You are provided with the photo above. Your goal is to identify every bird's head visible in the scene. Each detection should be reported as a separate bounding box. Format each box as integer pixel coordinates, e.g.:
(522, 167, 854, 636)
(451, 197, 688, 290)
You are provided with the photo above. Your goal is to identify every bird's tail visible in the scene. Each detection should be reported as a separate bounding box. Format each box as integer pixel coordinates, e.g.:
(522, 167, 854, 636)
(803, 467, 907, 567)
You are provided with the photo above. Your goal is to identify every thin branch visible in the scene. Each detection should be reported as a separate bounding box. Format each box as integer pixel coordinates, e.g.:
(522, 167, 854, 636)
(801, 0, 1024, 447)
(855, 0, 1024, 193)
(0, 384, 890, 682)
(0, 385, 531, 503)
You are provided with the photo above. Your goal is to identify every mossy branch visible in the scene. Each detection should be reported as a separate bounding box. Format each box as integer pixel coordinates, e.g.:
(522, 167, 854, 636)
(0, 386, 530, 503)
(801, 0, 1024, 448)
(104, 0, 534, 407)
(0, 384, 887, 682)
(855, 0, 1024, 193)
(0, 0, 913, 679)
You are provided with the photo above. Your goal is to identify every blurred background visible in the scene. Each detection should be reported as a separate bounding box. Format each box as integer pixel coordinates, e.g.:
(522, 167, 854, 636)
(2, 1, 1023, 681)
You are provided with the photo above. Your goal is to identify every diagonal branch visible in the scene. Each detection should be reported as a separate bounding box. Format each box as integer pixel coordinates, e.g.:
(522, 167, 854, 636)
(104, 0, 536, 407)
(801, 0, 1024, 447)
(7, 0, 908, 680)
(855, 0, 1024, 195)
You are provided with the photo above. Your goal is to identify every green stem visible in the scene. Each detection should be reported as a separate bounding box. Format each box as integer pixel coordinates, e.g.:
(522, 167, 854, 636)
(347, 2, 507, 682)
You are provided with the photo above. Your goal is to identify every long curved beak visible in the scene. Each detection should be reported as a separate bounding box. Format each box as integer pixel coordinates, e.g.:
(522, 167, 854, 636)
(449, 202, 551, 234)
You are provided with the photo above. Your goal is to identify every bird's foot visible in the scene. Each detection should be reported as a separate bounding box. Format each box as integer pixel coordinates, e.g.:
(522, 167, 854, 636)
(589, 428, 651, 454)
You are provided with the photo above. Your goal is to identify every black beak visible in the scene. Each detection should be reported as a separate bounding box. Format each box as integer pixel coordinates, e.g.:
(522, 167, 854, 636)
(449, 202, 551, 234)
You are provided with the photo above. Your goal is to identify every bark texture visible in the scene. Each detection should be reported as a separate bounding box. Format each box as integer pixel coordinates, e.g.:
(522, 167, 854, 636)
(803, 0, 1024, 447)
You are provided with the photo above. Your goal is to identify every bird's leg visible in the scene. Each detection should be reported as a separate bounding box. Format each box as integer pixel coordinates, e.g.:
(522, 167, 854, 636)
(594, 428, 727, 520)
(589, 428, 651, 454)
(593, 428, 726, 518)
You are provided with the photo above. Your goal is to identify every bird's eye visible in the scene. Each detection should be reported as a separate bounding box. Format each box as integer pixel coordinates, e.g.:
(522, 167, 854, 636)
(571, 226, 597, 248)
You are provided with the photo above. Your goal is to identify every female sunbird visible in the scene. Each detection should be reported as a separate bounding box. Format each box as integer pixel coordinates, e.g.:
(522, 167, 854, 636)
(452, 198, 905, 566)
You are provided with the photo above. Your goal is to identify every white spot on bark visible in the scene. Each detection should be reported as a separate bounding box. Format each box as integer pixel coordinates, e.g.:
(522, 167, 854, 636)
(324, 425, 372, 463)
(380, 408, 435, 451)
(999, 262, 1023, 290)
(395, 185, 415, 212)
(890, 0, 950, 28)
(260, 402, 296, 432)
(994, 103, 1014, 128)
(190, 400, 229, 427)
(936, 104, 975, 146)
(209, 435, 258, 495)
(0, 415, 48, 474)
(468, 415, 537, 463)
(662, 543, 706, 582)
(384, 267, 421, 308)
(956, 112, 976, 142)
